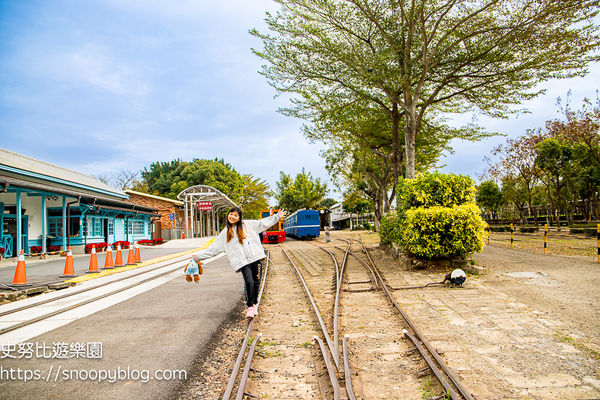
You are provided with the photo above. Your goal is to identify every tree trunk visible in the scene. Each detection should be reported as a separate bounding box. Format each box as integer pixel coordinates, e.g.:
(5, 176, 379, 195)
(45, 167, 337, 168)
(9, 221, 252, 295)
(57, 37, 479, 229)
(390, 103, 403, 182)
(404, 104, 417, 179)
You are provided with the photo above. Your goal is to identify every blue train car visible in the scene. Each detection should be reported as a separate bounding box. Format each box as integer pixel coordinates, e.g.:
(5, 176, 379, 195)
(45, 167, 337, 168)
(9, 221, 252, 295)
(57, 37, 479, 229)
(284, 209, 320, 240)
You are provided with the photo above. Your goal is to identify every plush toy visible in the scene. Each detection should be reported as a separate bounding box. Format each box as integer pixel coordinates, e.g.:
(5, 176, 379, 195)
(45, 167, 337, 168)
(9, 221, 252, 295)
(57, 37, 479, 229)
(184, 258, 203, 283)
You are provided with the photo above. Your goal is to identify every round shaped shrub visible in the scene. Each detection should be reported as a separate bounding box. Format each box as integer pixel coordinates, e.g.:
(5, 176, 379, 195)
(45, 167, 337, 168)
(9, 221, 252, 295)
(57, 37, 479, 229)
(397, 172, 476, 211)
(400, 204, 486, 259)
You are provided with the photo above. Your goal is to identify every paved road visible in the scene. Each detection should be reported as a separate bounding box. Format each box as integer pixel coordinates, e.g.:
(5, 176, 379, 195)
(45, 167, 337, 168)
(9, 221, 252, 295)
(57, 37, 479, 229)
(0, 251, 245, 400)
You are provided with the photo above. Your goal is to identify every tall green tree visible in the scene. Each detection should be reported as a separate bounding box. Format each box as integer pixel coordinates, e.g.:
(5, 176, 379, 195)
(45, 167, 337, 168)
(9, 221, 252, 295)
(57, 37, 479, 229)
(238, 174, 271, 219)
(535, 138, 573, 227)
(489, 131, 541, 223)
(252, 0, 600, 179)
(500, 176, 529, 223)
(275, 169, 328, 211)
(320, 198, 338, 209)
(140, 158, 243, 200)
(549, 96, 600, 219)
(476, 181, 504, 221)
(342, 190, 374, 215)
(311, 98, 470, 227)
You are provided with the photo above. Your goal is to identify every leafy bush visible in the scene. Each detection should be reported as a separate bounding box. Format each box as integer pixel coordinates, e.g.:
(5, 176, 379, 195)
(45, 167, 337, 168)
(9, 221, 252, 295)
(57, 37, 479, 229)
(400, 204, 486, 259)
(30, 246, 42, 254)
(85, 242, 107, 253)
(384, 172, 485, 260)
(379, 212, 401, 245)
(489, 225, 511, 232)
(570, 227, 598, 236)
(397, 172, 476, 212)
(519, 226, 538, 233)
(112, 241, 131, 249)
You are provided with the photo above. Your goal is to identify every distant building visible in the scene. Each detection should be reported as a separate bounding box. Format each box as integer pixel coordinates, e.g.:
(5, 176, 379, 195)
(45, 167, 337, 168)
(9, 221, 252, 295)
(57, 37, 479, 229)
(123, 190, 184, 241)
(0, 149, 158, 256)
(330, 202, 374, 230)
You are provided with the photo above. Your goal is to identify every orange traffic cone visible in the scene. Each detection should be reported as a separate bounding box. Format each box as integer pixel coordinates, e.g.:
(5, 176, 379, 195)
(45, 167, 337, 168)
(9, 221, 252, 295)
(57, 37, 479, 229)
(114, 245, 124, 267)
(11, 250, 31, 286)
(182, 232, 185, 239)
(102, 244, 114, 270)
(134, 243, 141, 263)
(126, 244, 136, 266)
(60, 247, 77, 278)
(86, 245, 100, 274)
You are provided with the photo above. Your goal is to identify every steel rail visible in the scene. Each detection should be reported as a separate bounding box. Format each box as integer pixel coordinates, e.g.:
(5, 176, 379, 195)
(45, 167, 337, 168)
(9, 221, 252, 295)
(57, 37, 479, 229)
(235, 333, 262, 400)
(333, 245, 378, 289)
(361, 241, 476, 400)
(313, 336, 341, 400)
(314, 244, 340, 294)
(0, 260, 189, 336)
(332, 240, 352, 368)
(222, 251, 271, 400)
(403, 329, 459, 399)
(0, 253, 196, 318)
(280, 245, 340, 370)
(342, 334, 357, 400)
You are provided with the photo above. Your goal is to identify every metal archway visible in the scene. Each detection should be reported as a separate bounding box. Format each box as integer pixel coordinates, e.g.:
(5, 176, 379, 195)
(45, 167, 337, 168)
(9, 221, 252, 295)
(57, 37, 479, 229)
(177, 185, 238, 238)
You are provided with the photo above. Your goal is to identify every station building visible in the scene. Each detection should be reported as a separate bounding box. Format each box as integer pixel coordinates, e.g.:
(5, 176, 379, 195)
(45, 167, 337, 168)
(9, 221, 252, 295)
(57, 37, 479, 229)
(330, 202, 374, 230)
(0, 149, 158, 257)
(123, 190, 184, 241)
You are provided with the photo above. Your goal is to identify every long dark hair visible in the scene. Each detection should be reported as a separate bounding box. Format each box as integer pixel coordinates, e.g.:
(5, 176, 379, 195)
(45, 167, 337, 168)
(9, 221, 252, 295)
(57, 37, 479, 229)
(226, 207, 246, 244)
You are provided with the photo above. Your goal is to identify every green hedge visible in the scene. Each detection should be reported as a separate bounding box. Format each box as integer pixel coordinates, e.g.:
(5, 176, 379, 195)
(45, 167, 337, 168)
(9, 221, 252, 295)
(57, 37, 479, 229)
(570, 227, 597, 236)
(380, 212, 401, 245)
(382, 172, 485, 260)
(519, 226, 538, 233)
(400, 204, 486, 259)
(397, 172, 476, 211)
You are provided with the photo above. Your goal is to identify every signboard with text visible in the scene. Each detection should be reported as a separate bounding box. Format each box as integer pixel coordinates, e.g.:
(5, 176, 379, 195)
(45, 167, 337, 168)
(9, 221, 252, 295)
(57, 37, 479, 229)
(197, 201, 213, 211)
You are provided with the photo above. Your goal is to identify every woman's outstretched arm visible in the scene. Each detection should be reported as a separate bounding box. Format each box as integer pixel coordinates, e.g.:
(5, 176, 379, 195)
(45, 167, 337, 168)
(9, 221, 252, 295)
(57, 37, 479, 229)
(246, 210, 284, 233)
(192, 229, 226, 261)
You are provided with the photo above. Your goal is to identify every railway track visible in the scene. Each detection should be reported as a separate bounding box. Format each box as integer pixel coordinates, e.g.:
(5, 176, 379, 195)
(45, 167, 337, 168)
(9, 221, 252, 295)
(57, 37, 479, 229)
(224, 236, 477, 399)
(221, 250, 270, 400)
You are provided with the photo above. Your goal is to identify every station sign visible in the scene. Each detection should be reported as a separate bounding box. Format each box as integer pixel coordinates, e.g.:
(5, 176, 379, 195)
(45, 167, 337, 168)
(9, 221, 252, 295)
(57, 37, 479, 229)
(197, 201, 213, 211)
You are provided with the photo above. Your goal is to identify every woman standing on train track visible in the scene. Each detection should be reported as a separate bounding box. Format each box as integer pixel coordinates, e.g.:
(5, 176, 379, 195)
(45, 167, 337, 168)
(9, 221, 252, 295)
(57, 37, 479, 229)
(192, 207, 284, 319)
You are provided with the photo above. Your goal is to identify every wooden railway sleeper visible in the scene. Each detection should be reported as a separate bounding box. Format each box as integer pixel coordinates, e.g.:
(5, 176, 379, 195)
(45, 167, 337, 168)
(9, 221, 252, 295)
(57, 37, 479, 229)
(403, 329, 461, 400)
(417, 366, 433, 378)
(342, 287, 377, 293)
(348, 280, 372, 285)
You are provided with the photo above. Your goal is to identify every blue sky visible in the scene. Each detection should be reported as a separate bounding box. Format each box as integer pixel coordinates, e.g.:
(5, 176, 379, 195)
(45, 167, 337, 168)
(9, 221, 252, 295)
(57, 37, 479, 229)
(1, 0, 599, 201)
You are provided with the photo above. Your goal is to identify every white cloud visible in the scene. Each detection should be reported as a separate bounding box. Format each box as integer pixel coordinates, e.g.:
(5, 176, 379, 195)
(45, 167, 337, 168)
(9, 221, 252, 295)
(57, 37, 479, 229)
(66, 43, 149, 96)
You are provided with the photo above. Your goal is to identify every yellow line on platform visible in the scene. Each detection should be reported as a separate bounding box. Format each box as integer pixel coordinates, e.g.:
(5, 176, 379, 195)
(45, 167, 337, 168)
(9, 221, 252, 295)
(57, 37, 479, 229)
(64, 239, 214, 284)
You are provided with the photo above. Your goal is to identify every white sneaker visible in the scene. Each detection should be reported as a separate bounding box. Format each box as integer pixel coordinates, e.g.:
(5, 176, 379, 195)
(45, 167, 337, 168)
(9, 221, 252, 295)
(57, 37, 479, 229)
(245, 307, 254, 319)
(251, 304, 259, 317)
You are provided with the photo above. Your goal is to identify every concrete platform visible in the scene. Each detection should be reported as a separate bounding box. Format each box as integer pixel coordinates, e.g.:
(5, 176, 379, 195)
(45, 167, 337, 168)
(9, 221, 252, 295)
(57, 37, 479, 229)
(0, 239, 244, 400)
(0, 238, 215, 294)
